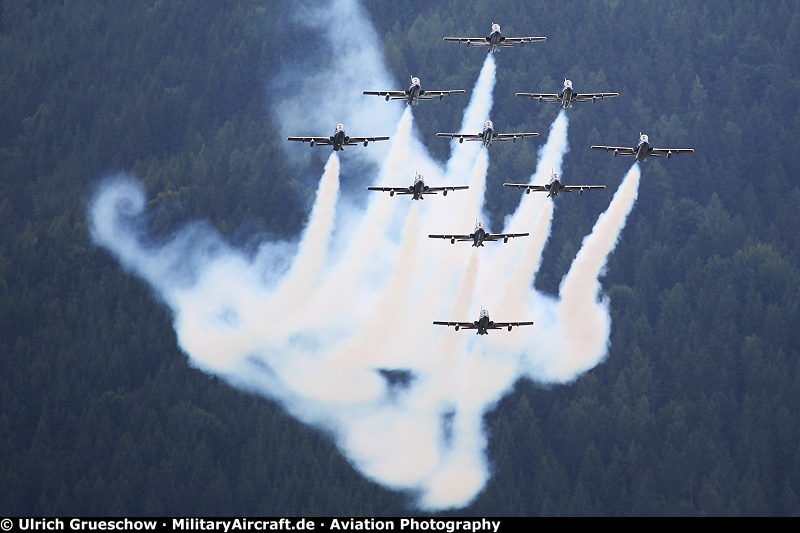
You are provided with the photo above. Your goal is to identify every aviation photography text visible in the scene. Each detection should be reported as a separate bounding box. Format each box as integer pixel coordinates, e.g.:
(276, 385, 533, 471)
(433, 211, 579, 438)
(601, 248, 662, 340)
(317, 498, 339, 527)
(8, 518, 503, 533)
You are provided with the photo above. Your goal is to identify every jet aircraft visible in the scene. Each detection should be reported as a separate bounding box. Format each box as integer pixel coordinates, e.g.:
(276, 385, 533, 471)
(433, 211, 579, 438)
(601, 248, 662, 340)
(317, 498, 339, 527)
(443, 23, 546, 53)
(516, 79, 619, 109)
(363, 77, 466, 106)
(434, 308, 534, 335)
(591, 133, 694, 162)
(367, 173, 468, 200)
(504, 171, 606, 198)
(428, 220, 529, 246)
(287, 123, 390, 151)
(437, 120, 539, 147)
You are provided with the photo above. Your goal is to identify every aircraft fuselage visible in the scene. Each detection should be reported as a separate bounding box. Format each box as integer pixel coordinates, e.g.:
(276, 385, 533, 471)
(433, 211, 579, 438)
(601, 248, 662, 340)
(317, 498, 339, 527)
(561, 86, 574, 108)
(331, 129, 349, 151)
(411, 179, 428, 200)
(475, 315, 492, 334)
(487, 31, 504, 52)
(471, 228, 487, 247)
(407, 83, 421, 105)
(548, 178, 562, 197)
(482, 127, 495, 147)
(635, 140, 651, 162)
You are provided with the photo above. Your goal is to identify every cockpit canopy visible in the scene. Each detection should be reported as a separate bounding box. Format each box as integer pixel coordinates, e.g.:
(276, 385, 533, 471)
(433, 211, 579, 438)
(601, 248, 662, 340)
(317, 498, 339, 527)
(335, 123, 345, 132)
(484, 120, 493, 129)
(474, 220, 485, 231)
(639, 133, 649, 143)
(491, 23, 500, 33)
(479, 308, 490, 319)
(564, 79, 573, 89)
(414, 173, 424, 184)
(411, 76, 420, 86)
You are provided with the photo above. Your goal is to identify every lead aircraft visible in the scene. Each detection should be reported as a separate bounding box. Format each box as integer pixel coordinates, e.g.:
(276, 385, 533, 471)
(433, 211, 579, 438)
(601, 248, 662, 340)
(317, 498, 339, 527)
(434, 308, 534, 335)
(516, 79, 619, 109)
(591, 133, 694, 162)
(437, 120, 538, 147)
(363, 77, 466, 106)
(367, 173, 468, 200)
(287, 123, 389, 151)
(428, 220, 529, 246)
(504, 171, 606, 198)
(443, 23, 546, 53)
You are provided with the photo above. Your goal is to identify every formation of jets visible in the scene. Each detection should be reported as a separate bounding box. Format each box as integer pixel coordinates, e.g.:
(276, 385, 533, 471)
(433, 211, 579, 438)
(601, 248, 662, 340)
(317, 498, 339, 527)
(504, 171, 606, 198)
(285, 21, 695, 334)
(516, 79, 619, 109)
(429, 220, 529, 247)
(368, 172, 468, 200)
(363, 77, 467, 106)
(437, 120, 539, 147)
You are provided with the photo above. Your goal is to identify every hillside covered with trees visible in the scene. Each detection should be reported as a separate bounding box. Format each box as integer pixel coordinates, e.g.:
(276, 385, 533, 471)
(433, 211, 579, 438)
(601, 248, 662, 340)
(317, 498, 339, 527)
(1, 0, 799, 516)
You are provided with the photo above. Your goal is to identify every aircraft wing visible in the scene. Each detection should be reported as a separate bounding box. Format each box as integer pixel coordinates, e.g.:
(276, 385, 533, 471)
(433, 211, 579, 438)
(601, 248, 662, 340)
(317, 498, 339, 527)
(560, 185, 607, 193)
(425, 186, 469, 193)
(442, 37, 489, 46)
(493, 133, 540, 141)
(485, 232, 530, 241)
(503, 183, 548, 191)
(487, 321, 534, 329)
(368, 187, 417, 195)
(428, 234, 473, 242)
(343, 136, 390, 146)
(363, 90, 407, 100)
(502, 36, 547, 45)
(433, 321, 478, 329)
(572, 92, 620, 102)
(419, 90, 467, 99)
(436, 133, 484, 141)
(591, 145, 637, 156)
(287, 136, 333, 146)
(516, 92, 562, 102)
(649, 148, 695, 156)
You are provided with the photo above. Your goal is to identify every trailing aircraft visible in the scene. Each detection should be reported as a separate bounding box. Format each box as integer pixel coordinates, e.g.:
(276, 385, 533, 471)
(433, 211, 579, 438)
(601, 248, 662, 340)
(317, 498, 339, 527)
(367, 173, 468, 200)
(516, 79, 619, 109)
(434, 308, 534, 335)
(437, 120, 538, 147)
(504, 171, 606, 198)
(591, 133, 694, 162)
(287, 123, 389, 151)
(363, 76, 466, 105)
(443, 23, 546, 53)
(428, 220, 529, 246)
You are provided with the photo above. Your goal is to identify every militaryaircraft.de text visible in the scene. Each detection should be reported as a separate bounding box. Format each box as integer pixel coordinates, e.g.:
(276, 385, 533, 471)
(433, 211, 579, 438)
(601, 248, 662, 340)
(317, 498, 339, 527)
(504, 171, 606, 198)
(434, 308, 534, 335)
(591, 133, 694, 162)
(437, 120, 539, 147)
(443, 23, 546, 53)
(428, 220, 529, 246)
(287, 123, 390, 151)
(363, 77, 466, 106)
(516, 79, 619, 109)
(367, 173, 468, 200)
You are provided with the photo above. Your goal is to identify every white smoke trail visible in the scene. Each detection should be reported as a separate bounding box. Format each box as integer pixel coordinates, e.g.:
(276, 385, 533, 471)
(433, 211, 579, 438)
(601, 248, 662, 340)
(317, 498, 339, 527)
(87, 2, 645, 511)
(548, 163, 641, 382)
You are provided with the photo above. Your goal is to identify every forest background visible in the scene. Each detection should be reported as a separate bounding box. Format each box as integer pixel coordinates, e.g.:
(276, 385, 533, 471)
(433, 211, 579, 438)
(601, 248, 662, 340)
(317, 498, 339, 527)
(1, 0, 799, 516)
